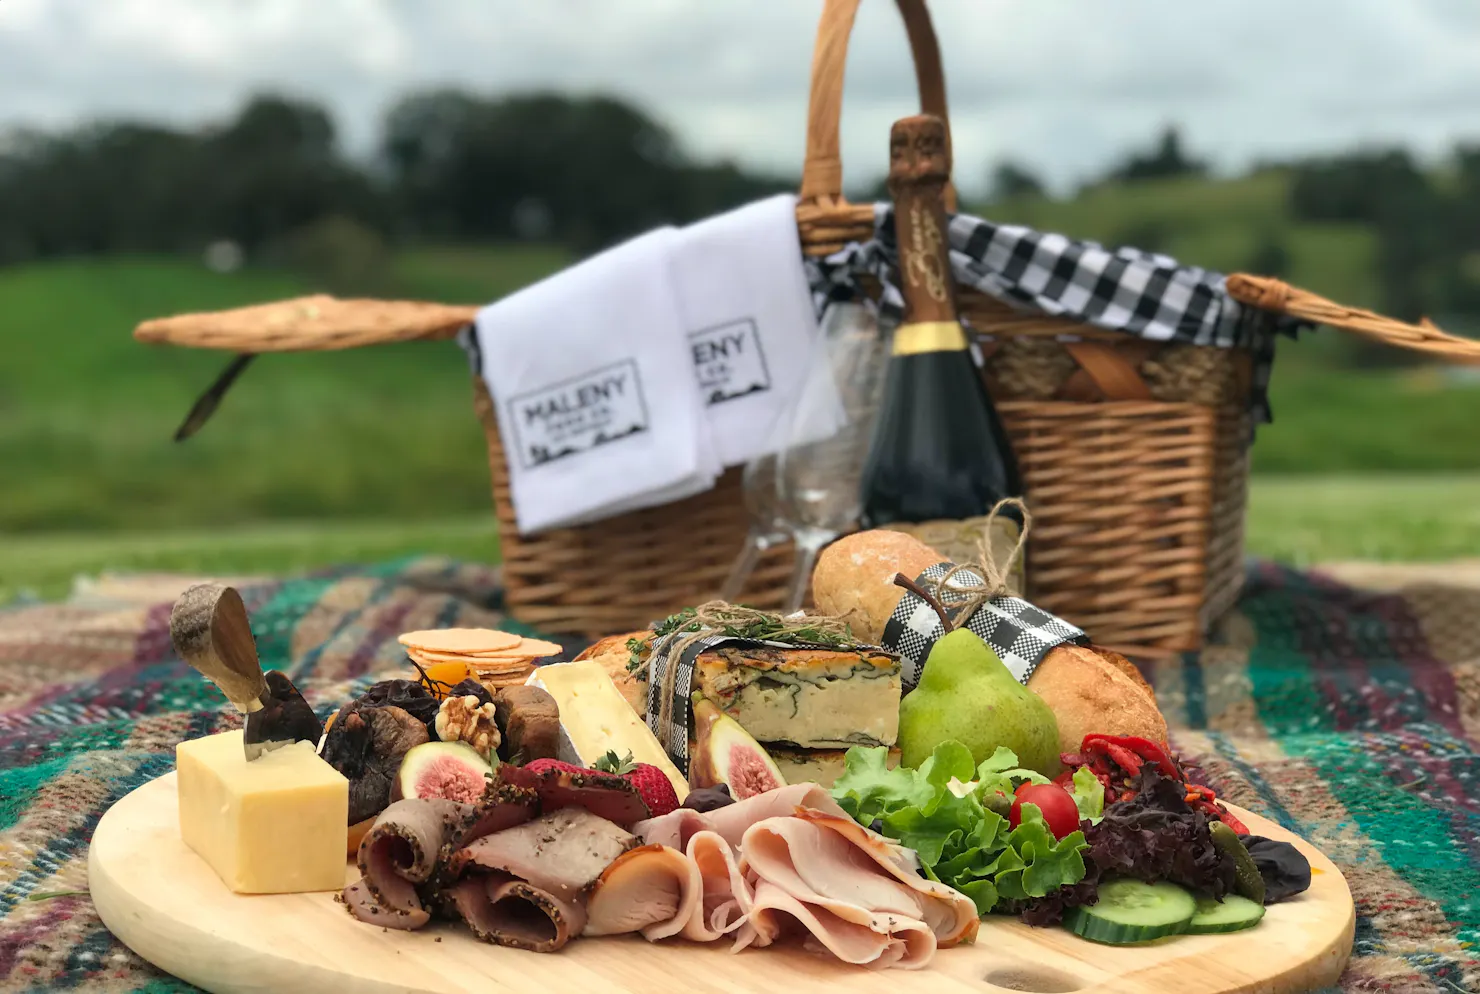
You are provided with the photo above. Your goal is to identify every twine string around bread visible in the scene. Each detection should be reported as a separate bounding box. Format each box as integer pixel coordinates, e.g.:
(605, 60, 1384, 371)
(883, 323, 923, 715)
(635, 601, 855, 737)
(932, 497, 1032, 623)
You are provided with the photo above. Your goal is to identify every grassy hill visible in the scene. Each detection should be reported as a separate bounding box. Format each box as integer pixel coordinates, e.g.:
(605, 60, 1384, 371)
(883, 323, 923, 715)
(0, 247, 567, 532)
(982, 170, 1382, 310)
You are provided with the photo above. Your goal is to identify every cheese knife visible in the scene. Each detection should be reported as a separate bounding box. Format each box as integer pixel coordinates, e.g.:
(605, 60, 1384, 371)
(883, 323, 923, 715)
(170, 583, 322, 760)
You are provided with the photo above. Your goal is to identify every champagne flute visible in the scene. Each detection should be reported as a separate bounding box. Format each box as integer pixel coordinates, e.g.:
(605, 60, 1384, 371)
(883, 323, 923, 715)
(774, 302, 888, 612)
(717, 453, 790, 603)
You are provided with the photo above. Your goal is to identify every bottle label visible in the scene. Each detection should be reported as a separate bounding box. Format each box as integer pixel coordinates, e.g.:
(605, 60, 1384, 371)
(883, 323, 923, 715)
(902, 202, 951, 306)
(892, 320, 969, 356)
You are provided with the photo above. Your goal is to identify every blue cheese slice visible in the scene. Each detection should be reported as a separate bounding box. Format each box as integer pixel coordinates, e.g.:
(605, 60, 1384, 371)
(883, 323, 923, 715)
(696, 647, 900, 749)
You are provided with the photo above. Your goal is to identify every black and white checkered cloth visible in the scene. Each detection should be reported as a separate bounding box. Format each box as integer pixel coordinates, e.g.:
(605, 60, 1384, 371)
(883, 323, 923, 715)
(643, 631, 894, 775)
(804, 204, 1306, 431)
(884, 564, 1089, 692)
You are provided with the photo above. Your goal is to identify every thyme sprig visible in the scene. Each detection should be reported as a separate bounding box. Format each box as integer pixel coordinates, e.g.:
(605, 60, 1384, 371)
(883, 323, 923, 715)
(625, 603, 858, 674)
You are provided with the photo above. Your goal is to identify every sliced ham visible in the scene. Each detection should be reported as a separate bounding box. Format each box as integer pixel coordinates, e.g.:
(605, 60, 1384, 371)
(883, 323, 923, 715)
(452, 807, 638, 901)
(635, 783, 850, 849)
(792, 810, 979, 946)
(583, 844, 701, 939)
(447, 871, 587, 952)
(747, 879, 936, 970)
(685, 831, 760, 948)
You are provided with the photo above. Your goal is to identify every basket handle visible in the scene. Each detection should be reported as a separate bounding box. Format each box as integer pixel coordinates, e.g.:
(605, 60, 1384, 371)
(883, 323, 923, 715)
(1226, 274, 1480, 362)
(133, 296, 479, 352)
(800, 0, 957, 211)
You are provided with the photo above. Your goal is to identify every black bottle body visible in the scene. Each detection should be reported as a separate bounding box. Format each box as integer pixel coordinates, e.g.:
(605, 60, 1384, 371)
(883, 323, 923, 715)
(859, 344, 1023, 528)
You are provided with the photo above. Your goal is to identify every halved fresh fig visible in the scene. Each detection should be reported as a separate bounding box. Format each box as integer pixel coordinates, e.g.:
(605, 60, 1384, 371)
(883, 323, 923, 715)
(689, 696, 786, 799)
(391, 740, 493, 805)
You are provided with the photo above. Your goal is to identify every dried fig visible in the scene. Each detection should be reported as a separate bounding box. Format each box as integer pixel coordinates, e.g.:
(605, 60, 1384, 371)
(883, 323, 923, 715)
(322, 704, 430, 824)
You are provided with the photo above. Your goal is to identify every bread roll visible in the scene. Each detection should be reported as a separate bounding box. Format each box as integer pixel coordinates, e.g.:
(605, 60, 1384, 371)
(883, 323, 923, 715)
(813, 530, 939, 643)
(1029, 644, 1168, 755)
(813, 529, 1168, 749)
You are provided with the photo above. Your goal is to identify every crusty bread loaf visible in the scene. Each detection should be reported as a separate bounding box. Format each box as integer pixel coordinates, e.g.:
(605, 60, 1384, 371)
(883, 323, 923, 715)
(813, 530, 941, 643)
(813, 528, 1168, 749)
(1027, 644, 1168, 755)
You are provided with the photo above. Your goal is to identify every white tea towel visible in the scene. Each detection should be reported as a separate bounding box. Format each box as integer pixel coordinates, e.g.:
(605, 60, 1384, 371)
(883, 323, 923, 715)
(475, 227, 718, 535)
(670, 194, 841, 467)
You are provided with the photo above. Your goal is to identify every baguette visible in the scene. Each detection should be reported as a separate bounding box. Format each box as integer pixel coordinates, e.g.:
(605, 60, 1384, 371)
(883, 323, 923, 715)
(813, 530, 1168, 753)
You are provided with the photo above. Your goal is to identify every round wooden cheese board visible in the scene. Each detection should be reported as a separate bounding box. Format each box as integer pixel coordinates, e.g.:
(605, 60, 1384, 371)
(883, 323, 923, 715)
(90, 773, 1354, 994)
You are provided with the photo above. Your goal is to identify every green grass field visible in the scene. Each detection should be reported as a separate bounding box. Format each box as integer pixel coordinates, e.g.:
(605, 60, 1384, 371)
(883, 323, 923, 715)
(6, 475, 1479, 603)
(4, 169, 1480, 605)
(0, 248, 568, 532)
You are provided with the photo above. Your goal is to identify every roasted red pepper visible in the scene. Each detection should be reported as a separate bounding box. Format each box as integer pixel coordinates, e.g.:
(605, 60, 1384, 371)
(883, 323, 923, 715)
(1064, 734, 1245, 830)
(1216, 804, 1249, 835)
(1080, 734, 1181, 780)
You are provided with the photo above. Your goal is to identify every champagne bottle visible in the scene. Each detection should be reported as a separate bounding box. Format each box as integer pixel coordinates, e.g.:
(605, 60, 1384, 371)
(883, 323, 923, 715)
(858, 114, 1027, 589)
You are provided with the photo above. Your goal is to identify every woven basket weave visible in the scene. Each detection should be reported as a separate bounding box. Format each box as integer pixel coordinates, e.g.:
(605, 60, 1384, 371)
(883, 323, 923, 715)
(133, 0, 1480, 656)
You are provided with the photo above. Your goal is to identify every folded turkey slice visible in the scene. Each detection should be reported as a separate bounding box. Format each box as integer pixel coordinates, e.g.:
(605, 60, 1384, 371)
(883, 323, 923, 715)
(584, 833, 764, 948)
(583, 844, 701, 939)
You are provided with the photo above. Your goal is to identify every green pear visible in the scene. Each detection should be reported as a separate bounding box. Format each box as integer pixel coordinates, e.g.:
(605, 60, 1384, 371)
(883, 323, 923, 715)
(898, 627, 1061, 775)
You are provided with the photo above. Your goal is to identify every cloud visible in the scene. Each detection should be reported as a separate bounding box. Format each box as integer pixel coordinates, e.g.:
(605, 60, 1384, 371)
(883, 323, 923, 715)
(2, 0, 1479, 195)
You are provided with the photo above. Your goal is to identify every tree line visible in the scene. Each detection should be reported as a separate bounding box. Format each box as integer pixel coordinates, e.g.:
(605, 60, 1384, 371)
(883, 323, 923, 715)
(991, 125, 1480, 327)
(3, 96, 1478, 325)
(0, 91, 789, 267)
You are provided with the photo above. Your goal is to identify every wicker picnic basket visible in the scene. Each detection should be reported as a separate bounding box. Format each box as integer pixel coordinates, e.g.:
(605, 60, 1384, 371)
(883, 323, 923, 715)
(134, 0, 1480, 655)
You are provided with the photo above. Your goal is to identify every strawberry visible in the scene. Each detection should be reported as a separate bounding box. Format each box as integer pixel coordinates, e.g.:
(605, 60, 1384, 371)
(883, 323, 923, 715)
(592, 750, 680, 817)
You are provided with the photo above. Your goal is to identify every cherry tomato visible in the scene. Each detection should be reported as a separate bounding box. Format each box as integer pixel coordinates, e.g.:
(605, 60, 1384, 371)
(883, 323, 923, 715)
(1009, 783, 1081, 839)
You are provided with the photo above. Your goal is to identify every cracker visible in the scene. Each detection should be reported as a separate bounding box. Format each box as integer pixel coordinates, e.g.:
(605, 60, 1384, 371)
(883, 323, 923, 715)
(409, 648, 526, 671)
(398, 628, 520, 653)
(490, 638, 563, 658)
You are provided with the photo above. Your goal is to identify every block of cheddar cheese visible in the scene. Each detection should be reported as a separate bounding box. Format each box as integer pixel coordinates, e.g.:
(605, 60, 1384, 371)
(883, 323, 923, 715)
(176, 729, 348, 894)
(696, 646, 901, 750)
(526, 661, 688, 800)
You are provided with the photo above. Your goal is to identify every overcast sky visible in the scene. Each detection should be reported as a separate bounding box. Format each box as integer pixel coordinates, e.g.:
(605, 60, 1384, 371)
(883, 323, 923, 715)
(3, 0, 1480, 196)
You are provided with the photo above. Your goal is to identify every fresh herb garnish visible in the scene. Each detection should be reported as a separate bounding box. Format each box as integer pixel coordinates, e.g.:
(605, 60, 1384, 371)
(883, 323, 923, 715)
(626, 604, 859, 673)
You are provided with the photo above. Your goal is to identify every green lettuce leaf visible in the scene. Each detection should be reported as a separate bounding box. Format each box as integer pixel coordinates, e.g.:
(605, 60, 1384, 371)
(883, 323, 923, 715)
(1070, 766, 1106, 824)
(829, 746, 931, 824)
(991, 805, 1089, 901)
(832, 741, 1088, 917)
(973, 746, 1050, 813)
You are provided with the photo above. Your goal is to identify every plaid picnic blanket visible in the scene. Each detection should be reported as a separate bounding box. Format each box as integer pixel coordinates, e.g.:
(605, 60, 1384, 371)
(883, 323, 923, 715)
(0, 558, 1475, 993)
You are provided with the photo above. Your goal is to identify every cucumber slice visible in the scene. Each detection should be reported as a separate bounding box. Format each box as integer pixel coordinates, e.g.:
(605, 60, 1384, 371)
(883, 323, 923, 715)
(1063, 879, 1196, 945)
(1187, 894, 1266, 934)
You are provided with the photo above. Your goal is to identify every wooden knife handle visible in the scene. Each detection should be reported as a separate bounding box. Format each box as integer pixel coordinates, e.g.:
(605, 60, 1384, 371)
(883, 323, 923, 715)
(170, 584, 267, 713)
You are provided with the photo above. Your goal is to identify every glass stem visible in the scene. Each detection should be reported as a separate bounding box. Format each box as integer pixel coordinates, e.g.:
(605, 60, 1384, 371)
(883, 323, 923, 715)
(783, 530, 830, 614)
(719, 531, 767, 603)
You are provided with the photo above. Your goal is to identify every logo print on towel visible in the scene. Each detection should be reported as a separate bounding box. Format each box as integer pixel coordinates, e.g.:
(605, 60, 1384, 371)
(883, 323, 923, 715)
(688, 318, 771, 405)
(508, 359, 650, 468)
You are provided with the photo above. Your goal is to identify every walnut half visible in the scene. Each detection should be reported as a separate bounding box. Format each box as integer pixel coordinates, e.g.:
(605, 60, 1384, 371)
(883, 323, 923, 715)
(435, 695, 501, 761)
